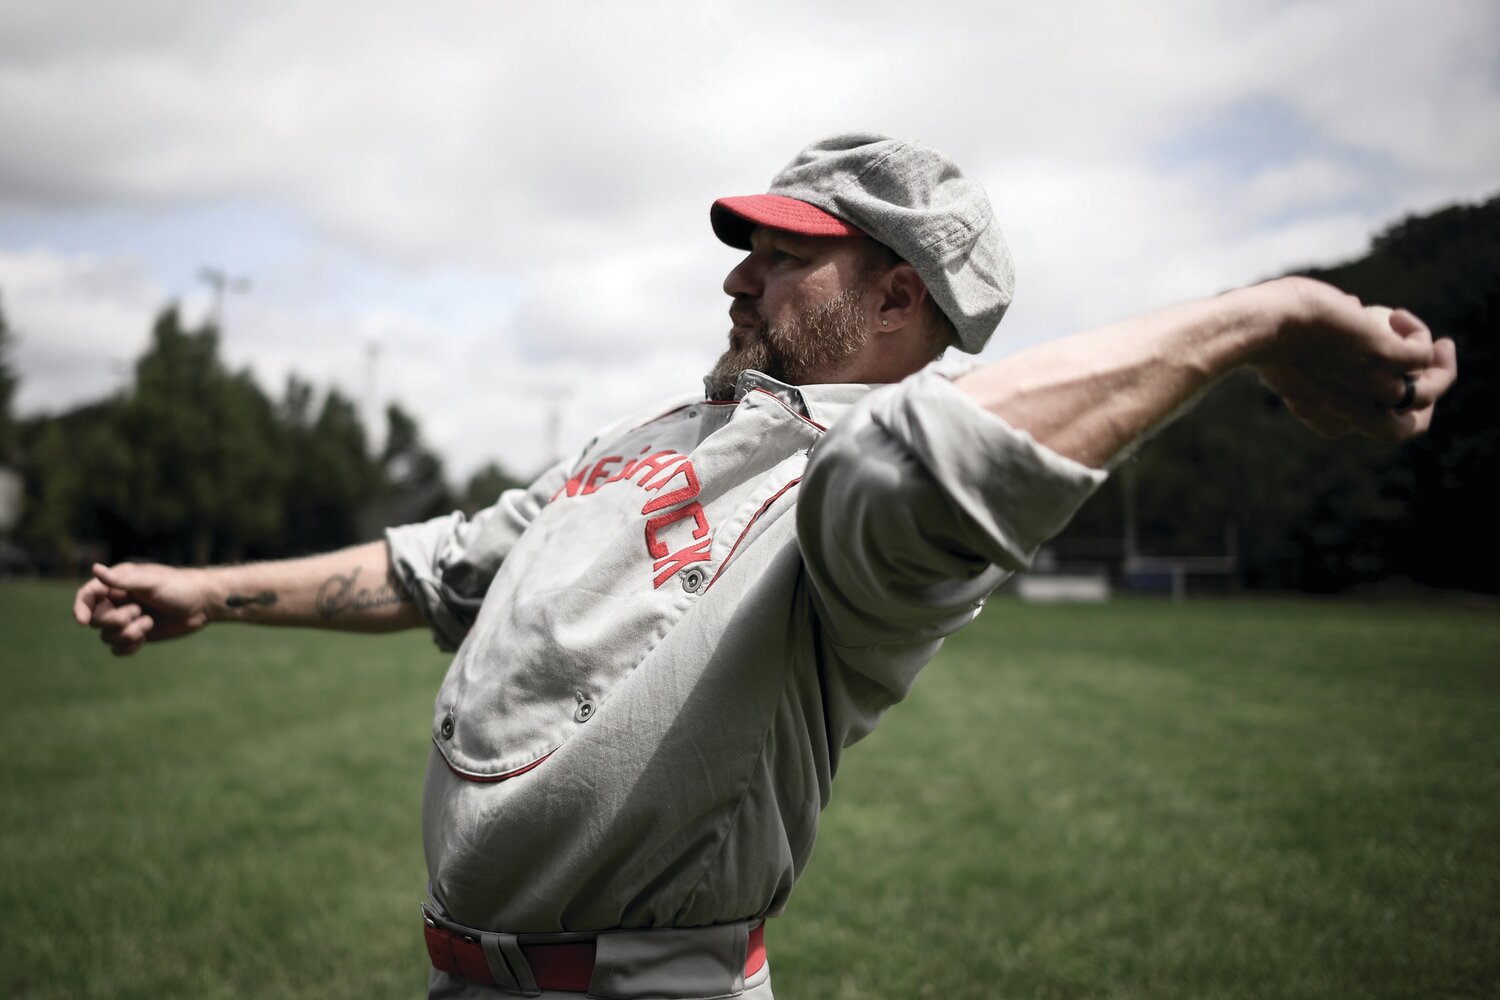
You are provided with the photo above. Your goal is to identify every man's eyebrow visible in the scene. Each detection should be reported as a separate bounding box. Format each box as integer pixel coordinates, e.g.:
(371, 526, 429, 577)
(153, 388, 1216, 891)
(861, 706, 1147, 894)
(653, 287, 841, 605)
(751, 229, 833, 253)
(750, 228, 798, 250)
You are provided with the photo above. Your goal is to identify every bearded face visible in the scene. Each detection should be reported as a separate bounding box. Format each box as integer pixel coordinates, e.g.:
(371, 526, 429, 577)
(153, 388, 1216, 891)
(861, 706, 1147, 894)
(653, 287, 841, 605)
(704, 285, 870, 401)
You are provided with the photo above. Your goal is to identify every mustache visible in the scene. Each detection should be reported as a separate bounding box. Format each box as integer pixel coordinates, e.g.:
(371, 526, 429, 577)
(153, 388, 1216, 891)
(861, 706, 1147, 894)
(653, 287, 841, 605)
(729, 300, 764, 330)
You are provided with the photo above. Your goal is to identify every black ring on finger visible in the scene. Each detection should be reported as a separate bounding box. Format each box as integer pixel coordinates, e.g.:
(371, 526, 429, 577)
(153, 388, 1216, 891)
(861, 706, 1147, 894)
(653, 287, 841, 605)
(1393, 373, 1417, 412)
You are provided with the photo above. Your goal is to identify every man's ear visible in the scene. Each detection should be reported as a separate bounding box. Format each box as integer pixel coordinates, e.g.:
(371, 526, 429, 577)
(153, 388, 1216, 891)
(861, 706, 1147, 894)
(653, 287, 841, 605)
(874, 263, 929, 331)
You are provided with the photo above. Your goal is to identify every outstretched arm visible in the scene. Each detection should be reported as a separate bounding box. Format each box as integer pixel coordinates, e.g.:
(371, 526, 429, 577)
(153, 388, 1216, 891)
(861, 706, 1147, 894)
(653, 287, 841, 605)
(73, 540, 424, 656)
(955, 276, 1458, 469)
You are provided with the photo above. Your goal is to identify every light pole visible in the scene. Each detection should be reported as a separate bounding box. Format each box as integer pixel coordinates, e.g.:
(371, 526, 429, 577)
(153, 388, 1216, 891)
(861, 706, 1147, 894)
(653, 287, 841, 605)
(197, 267, 251, 331)
(364, 340, 383, 454)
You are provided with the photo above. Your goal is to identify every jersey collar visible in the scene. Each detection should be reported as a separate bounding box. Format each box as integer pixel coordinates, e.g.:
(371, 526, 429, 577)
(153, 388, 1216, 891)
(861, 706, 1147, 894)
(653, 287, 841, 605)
(730, 370, 882, 428)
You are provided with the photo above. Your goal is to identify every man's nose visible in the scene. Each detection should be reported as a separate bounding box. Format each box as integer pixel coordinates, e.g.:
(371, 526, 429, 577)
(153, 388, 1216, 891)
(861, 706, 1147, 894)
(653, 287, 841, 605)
(723, 254, 761, 298)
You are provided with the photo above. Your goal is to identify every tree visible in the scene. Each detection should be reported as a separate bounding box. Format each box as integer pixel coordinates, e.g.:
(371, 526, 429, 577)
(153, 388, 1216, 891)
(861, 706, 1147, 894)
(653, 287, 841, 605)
(12, 300, 485, 569)
(280, 381, 381, 555)
(380, 402, 453, 526)
(0, 292, 20, 554)
(461, 461, 525, 515)
(1300, 198, 1499, 591)
(14, 400, 129, 572)
(1055, 193, 1500, 592)
(114, 306, 285, 564)
(0, 290, 16, 464)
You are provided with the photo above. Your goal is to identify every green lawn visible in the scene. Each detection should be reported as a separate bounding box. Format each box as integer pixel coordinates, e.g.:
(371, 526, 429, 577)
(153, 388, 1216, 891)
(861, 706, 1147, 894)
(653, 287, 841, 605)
(3, 582, 1497, 998)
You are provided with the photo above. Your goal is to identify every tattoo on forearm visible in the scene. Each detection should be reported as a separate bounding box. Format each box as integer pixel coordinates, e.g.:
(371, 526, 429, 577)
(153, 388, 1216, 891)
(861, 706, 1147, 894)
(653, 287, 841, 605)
(316, 567, 412, 621)
(225, 591, 278, 609)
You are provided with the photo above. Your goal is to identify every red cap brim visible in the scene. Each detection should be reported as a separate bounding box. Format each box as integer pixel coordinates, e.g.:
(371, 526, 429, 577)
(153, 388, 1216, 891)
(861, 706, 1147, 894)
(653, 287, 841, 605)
(710, 194, 860, 249)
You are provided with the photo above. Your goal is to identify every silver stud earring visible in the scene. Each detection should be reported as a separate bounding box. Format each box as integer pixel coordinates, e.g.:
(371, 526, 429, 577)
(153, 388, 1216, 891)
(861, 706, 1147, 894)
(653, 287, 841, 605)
(880, 319, 888, 326)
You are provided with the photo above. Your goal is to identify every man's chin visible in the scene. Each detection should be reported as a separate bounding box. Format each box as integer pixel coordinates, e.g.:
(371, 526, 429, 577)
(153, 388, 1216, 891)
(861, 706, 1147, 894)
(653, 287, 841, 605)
(727, 326, 762, 352)
(704, 346, 769, 401)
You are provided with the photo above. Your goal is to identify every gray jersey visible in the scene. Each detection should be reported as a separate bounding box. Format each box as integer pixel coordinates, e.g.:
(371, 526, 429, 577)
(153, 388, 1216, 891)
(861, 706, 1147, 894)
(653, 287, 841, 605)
(387, 369, 1102, 934)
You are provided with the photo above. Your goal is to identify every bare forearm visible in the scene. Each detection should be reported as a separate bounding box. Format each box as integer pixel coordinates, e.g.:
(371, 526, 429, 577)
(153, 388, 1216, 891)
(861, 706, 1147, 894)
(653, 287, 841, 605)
(953, 274, 1456, 468)
(956, 285, 1274, 469)
(200, 541, 423, 632)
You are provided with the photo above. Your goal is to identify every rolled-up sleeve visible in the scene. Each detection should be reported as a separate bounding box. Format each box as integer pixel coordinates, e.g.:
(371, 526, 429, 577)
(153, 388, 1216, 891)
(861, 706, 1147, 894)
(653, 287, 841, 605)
(386, 461, 569, 651)
(799, 369, 1107, 655)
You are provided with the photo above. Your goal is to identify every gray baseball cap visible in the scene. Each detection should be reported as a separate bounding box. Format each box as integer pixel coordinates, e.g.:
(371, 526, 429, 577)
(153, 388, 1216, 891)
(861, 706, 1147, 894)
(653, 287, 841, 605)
(711, 132, 1014, 353)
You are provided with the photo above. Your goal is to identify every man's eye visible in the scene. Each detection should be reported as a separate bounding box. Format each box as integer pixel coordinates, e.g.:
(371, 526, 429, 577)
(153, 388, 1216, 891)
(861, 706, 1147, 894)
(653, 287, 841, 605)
(772, 250, 800, 264)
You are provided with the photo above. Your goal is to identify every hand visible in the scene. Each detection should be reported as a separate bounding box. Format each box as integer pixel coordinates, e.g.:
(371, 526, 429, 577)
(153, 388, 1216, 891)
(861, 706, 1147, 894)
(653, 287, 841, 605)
(72, 562, 212, 656)
(1252, 278, 1458, 441)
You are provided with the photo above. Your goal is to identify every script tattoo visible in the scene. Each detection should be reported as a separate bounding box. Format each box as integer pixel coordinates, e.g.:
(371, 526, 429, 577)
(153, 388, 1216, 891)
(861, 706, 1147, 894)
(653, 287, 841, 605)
(316, 566, 412, 621)
(225, 590, 278, 609)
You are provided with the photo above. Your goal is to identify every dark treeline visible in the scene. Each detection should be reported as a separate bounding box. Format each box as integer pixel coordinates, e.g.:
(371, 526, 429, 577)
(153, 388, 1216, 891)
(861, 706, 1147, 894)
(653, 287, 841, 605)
(1055, 193, 1498, 593)
(1, 193, 1495, 590)
(4, 305, 521, 573)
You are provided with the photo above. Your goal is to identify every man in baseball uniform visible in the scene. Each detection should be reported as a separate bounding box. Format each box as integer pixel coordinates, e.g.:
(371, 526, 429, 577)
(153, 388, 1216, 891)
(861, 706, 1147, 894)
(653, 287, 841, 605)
(74, 133, 1456, 999)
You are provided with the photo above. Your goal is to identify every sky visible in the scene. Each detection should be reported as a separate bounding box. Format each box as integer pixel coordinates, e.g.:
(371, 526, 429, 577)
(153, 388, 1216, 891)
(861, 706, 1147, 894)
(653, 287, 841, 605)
(2, 0, 1496, 481)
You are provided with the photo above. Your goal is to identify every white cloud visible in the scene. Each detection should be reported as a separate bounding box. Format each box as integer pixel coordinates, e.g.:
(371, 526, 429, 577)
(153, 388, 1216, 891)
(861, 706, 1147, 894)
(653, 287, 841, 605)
(1239, 0, 1500, 186)
(1, 0, 1496, 484)
(0, 249, 160, 413)
(1233, 158, 1376, 220)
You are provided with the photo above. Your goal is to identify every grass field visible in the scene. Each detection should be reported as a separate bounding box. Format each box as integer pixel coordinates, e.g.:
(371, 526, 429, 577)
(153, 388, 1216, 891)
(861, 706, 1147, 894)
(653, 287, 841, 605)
(2, 581, 1497, 999)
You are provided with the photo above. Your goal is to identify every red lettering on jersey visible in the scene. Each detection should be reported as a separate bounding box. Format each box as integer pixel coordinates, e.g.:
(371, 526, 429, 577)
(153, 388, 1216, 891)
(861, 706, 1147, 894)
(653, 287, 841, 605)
(641, 462, 701, 515)
(608, 447, 653, 484)
(652, 538, 712, 588)
(633, 450, 688, 488)
(580, 455, 623, 496)
(644, 501, 709, 558)
(548, 439, 717, 588)
(552, 467, 589, 502)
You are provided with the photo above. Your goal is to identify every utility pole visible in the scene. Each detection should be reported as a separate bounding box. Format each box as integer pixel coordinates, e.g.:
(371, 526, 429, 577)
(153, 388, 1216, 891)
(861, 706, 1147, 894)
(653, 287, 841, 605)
(545, 387, 573, 467)
(364, 340, 383, 456)
(197, 266, 251, 330)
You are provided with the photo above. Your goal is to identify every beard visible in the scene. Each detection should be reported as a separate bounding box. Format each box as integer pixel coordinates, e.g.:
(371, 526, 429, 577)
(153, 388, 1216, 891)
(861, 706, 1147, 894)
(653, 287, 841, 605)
(703, 286, 869, 401)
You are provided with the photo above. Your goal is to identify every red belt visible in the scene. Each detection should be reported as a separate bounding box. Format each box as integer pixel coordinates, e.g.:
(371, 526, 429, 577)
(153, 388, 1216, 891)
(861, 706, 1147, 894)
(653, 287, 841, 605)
(423, 911, 767, 992)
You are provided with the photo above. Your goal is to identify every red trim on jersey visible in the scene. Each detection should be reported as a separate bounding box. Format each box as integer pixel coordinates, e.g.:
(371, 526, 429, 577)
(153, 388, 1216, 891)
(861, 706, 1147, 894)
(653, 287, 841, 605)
(437, 744, 555, 783)
(706, 477, 803, 590)
(746, 387, 827, 431)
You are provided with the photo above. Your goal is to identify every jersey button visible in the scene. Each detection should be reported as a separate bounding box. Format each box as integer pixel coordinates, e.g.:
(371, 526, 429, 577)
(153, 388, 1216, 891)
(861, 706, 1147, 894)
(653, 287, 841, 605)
(680, 567, 706, 593)
(439, 713, 455, 740)
(574, 692, 595, 723)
